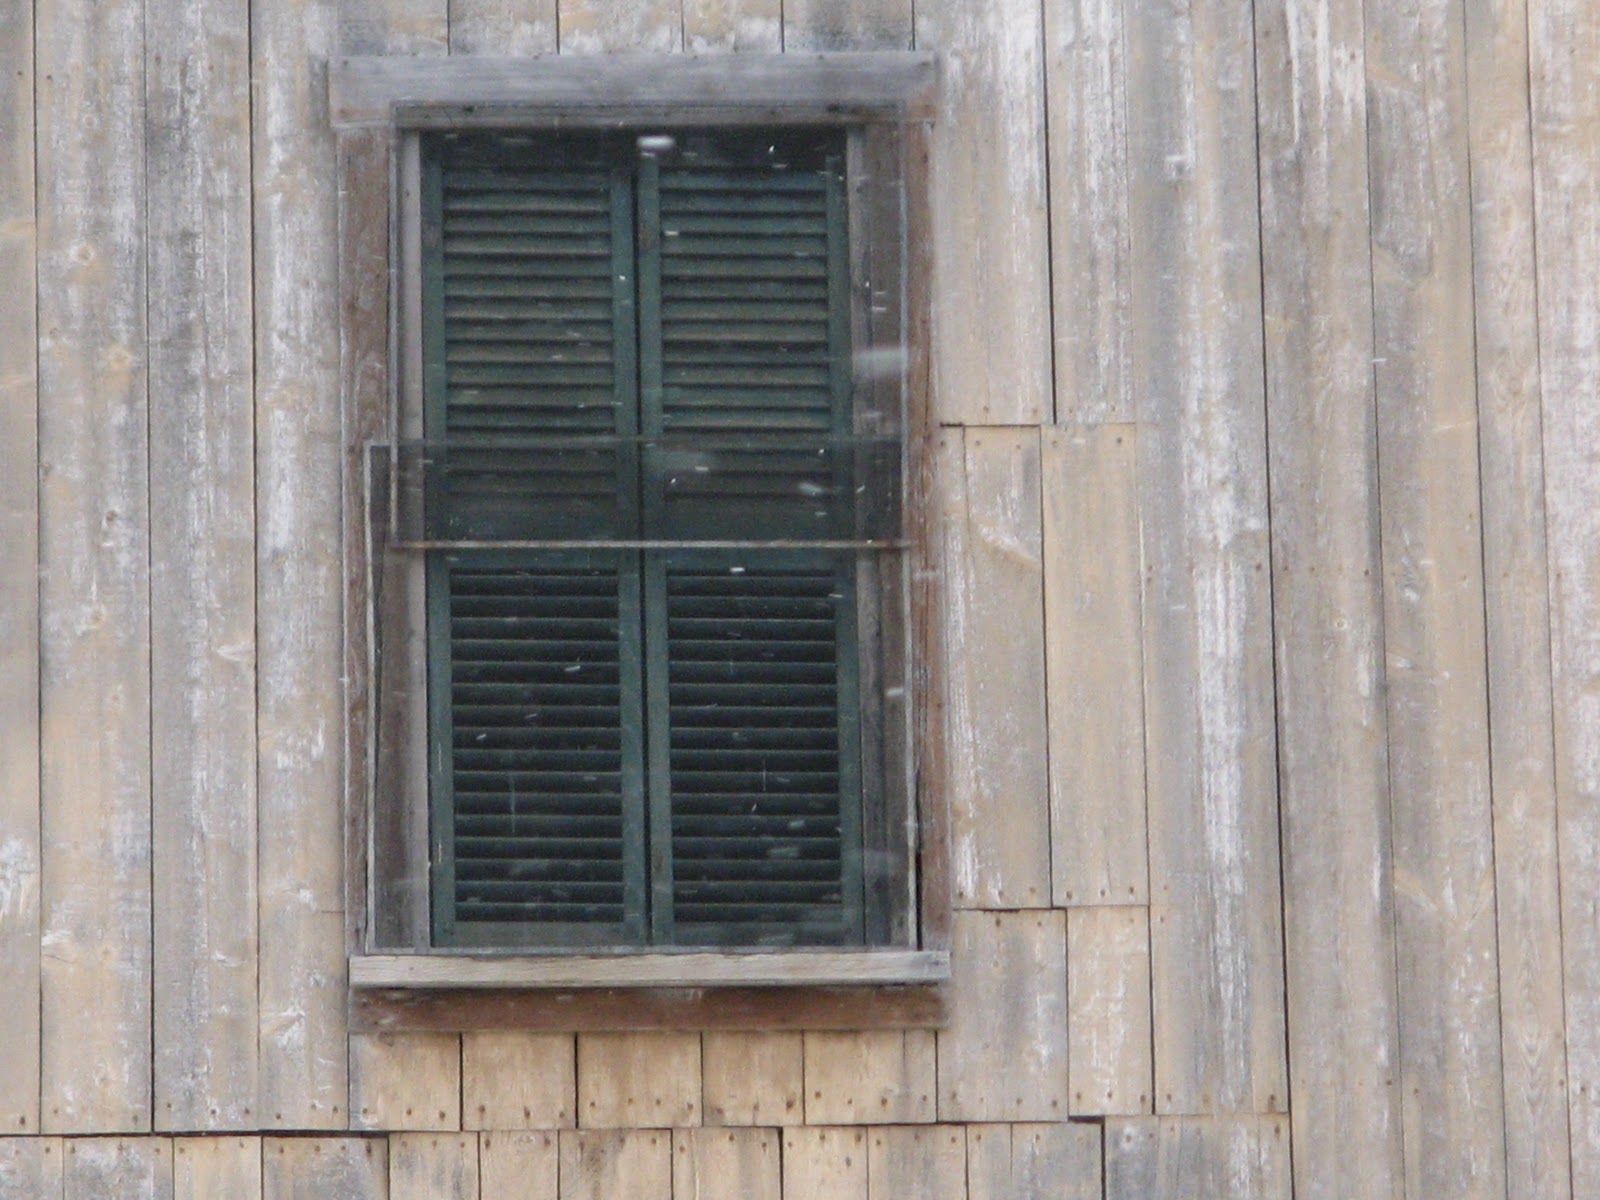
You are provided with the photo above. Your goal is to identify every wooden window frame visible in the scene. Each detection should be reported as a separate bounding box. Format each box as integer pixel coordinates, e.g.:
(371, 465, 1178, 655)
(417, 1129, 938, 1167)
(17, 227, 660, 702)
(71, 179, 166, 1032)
(333, 53, 949, 1028)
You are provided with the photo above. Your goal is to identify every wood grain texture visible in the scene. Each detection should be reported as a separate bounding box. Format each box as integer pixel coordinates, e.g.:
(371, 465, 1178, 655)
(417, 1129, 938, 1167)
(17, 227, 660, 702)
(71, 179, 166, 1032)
(174, 1138, 261, 1200)
(450, 0, 557, 53)
(558, 0, 682, 53)
(1068, 905, 1152, 1115)
(1252, 0, 1403, 1190)
(1125, 0, 1285, 1116)
(0, 1138, 63, 1199)
(702, 1032, 803, 1125)
(352, 950, 946, 989)
(1104, 1117, 1290, 1200)
(803, 1030, 935, 1125)
(865, 1126, 966, 1200)
(1365, 0, 1508, 1192)
(1043, 0, 1131, 422)
(390, 1134, 479, 1200)
(464, 1032, 576, 1129)
(938, 909, 1068, 1121)
(0, 0, 39, 1138)
(1043, 424, 1148, 905)
(1465, 0, 1572, 1194)
(577, 1033, 700, 1128)
(915, 0, 1051, 424)
(63, 1140, 172, 1200)
(781, 1127, 867, 1200)
(672, 1128, 781, 1200)
(481, 1131, 558, 1200)
(560, 1130, 671, 1200)
(938, 428, 1050, 909)
(1528, 0, 1600, 1190)
(783, 0, 911, 50)
(683, 0, 779, 50)
(966, 1123, 1100, 1200)
(36, 0, 152, 1135)
(350, 1033, 463, 1131)
(147, 0, 259, 1133)
(263, 1138, 387, 1200)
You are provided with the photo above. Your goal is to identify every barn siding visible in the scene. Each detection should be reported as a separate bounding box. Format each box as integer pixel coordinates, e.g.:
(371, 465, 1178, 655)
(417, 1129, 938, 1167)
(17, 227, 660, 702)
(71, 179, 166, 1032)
(3, 0, 1598, 1196)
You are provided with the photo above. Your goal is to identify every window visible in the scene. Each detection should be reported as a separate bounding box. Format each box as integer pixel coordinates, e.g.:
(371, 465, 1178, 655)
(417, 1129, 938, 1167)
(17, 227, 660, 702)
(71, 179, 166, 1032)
(337, 53, 946, 988)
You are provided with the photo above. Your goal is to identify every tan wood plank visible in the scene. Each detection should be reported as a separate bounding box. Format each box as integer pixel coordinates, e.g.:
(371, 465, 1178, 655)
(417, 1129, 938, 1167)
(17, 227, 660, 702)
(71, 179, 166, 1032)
(672, 1129, 780, 1200)
(559, 1130, 671, 1200)
(36, 0, 153, 1136)
(558, 0, 682, 53)
(174, 1138, 261, 1200)
(390, 1134, 479, 1200)
(481, 1132, 558, 1200)
(1068, 905, 1152, 1115)
(1105, 1117, 1289, 1200)
(938, 909, 1068, 1122)
(966, 1124, 1100, 1200)
(0, 0, 39, 1138)
(263, 1137, 388, 1200)
(577, 1032, 700, 1128)
(782, 0, 911, 50)
(1251, 0, 1405, 1190)
(914, 0, 1050, 424)
(1043, 424, 1147, 905)
(464, 1032, 576, 1129)
(1528, 0, 1600, 1189)
(702, 1032, 803, 1125)
(63, 1140, 173, 1200)
(1365, 1, 1508, 1193)
(938, 428, 1050, 909)
(147, 0, 259, 1133)
(683, 0, 779, 50)
(802, 1031, 935, 1125)
(1469, 1, 1577, 1196)
(350, 1033, 462, 1131)
(782, 1127, 867, 1200)
(449, 0, 557, 53)
(0, 1138, 64, 1199)
(865, 1126, 965, 1200)
(1124, 0, 1286, 1116)
(1043, 0, 1130, 422)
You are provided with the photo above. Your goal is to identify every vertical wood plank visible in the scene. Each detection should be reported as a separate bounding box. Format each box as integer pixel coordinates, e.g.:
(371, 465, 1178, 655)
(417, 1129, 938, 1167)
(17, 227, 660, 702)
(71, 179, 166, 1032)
(557, 0, 682, 53)
(391, 1133, 479, 1200)
(1365, 0, 1508, 1193)
(1528, 0, 1600, 1190)
(803, 1031, 935, 1125)
(782, 0, 911, 50)
(264, 1137, 387, 1200)
(1469, 0, 1575, 1196)
(339, 0, 450, 54)
(702, 1032, 803, 1126)
(577, 1033, 700, 1128)
(63, 1140, 173, 1200)
(1043, 424, 1147, 905)
(865, 1126, 965, 1200)
(938, 909, 1068, 1122)
(1252, 0, 1404, 1192)
(938, 428, 1049, 909)
(1043, 0, 1131, 422)
(672, 1129, 781, 1200)
(914, 0, 1051, 424)
(1125, 0, 1285, 1116)
(682, 0, 780, 50)
(174, 1138, 262, 1200)
(560, 1130, 671, 1200)
(36, 0, 152, 1136)
(464, 1032, 576, 1129)
(1105, 1117, 1290, 1200)
(481, 1132, 557, 1200)
(783, 1128, 867, 1200)
(0, 1138, 64, 1199)
(449, 0, 557, 54)
(147, 0, 259, 1133)
(0, 0, 39, 1138)
(966, 1124, 1101, 1200)
(1068, 905, 1152, 1115)
(350, 1032, 462, 1131)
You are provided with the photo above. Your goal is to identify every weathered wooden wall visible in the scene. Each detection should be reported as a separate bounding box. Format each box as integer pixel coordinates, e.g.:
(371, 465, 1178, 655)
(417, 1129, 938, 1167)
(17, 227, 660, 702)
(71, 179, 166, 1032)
(0, 0, 1595, 1196)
